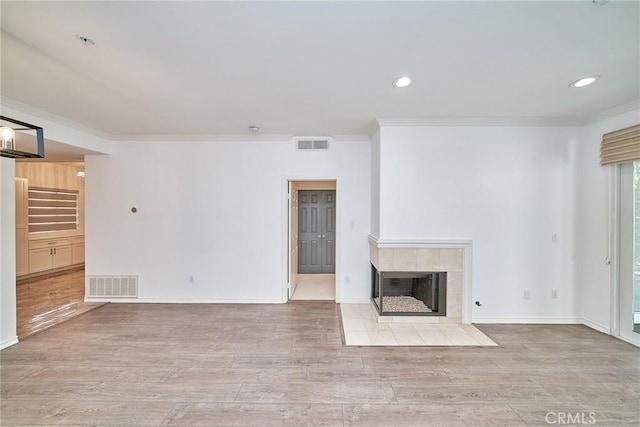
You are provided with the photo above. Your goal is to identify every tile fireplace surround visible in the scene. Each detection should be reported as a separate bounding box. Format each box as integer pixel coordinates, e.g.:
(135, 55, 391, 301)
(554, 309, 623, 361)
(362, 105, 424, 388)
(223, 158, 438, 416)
(368, 236, 472, 324)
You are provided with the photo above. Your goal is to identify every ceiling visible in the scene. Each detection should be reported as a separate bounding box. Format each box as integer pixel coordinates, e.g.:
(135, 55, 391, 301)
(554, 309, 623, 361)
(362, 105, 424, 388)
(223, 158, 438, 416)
(1, 1, 639, 139)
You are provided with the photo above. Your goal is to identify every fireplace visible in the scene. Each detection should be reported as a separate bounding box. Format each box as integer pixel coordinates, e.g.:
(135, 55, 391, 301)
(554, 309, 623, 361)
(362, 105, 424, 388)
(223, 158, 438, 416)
(368, 237, 469, 324)
(371, 265, 447, 316)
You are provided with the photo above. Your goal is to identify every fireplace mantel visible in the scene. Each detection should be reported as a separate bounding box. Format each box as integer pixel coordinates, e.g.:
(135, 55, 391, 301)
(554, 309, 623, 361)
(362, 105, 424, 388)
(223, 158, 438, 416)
(368, 236, 473, 324)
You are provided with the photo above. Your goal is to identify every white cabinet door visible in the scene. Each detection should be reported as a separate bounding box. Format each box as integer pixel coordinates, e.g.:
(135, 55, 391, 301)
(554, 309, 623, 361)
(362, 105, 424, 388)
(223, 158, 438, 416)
(29, 248, 53, 273)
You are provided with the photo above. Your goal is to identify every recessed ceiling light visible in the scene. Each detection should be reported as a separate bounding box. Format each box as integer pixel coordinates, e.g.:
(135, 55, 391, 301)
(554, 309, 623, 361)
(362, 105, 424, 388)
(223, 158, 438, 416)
(569, 75, 600, 88)
(75, 34, 95, 46)
(248, 126, 260, 133)
(393, 76, 412, 88)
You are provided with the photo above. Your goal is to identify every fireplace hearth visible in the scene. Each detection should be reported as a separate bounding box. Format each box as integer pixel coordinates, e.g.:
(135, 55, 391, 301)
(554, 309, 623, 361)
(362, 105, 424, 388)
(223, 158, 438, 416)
(371, 265, 446, 316)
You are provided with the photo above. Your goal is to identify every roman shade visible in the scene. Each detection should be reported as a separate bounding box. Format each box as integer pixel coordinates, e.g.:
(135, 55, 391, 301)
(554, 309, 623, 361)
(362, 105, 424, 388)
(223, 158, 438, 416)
(28, 187, 79, 233)
(600, 124, 640, 166)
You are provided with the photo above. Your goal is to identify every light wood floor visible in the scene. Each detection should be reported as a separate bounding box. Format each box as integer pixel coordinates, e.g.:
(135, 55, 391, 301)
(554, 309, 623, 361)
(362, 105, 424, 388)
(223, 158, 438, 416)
(16, 267, 103, 339)
(1, 302, 638, 426)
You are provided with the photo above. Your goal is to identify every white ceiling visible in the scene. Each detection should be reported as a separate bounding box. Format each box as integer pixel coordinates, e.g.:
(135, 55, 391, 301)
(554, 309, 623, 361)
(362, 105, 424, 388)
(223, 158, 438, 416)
(1, 1, 639, 139)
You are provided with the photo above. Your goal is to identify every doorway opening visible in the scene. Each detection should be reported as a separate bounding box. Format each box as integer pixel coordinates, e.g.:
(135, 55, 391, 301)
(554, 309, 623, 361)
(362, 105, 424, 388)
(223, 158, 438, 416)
(287, 180, 337, 301)
(610, 161, 640, 346)
(14, 161, 96, 339)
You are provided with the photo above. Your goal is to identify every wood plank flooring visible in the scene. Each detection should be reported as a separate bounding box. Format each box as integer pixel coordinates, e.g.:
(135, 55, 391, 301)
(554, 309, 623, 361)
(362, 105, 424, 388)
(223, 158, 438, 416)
(1, 302, 638, 426)
(16, 267, 104, 339)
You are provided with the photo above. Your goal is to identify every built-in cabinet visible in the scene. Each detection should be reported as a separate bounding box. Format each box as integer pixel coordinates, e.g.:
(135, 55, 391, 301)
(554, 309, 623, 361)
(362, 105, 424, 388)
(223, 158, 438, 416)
(15, 162, 85, 278)
(15, 178, 29, 276)
(28, 238, 75, 273)
(71, 236, 85, 264)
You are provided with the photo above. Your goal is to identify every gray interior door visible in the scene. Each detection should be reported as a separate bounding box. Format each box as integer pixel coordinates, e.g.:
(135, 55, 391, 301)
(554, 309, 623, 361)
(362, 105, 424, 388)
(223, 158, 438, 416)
(298, 190, 336, 274)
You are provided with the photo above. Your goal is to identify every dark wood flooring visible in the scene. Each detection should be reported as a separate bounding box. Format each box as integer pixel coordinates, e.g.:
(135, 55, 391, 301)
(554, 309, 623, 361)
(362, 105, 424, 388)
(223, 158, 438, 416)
(1, 302, 638, 426)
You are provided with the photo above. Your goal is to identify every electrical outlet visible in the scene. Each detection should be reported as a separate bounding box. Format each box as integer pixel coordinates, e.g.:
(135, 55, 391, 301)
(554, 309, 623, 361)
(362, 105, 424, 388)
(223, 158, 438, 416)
(551, 233, 558, 243)
(189, 275, 195, 284)
(524, 290, 531, 300)
(345, 276, 351, 284)
(551, 289, 558, 299)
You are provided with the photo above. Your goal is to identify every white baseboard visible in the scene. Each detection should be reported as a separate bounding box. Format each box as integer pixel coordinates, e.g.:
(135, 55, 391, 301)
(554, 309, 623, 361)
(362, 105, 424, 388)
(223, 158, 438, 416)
(473, 316, 583, 324)
(580, 318, 640, 347)
(338, 298, 371, 304)
(85, 297, 285, 304)
(580, 318, 610, 334)
(614, 333, 640, 347)
(0, 336, 19, 350)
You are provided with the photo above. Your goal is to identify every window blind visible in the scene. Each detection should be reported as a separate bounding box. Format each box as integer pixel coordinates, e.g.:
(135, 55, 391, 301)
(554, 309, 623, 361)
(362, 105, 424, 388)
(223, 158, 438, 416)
(28, 187, 79, 233)
(600, 124, 640, 166)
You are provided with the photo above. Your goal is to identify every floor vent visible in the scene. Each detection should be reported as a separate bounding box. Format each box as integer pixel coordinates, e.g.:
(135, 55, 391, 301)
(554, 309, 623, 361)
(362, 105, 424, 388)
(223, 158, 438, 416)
(87, 275, 138, 298)
(296, 138, 331, 150)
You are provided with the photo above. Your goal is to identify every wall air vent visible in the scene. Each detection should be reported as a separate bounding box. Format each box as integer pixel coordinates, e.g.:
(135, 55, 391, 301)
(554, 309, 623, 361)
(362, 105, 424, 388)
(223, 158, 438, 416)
(87, 275, 138, 298)
(295, 137, 332, 151)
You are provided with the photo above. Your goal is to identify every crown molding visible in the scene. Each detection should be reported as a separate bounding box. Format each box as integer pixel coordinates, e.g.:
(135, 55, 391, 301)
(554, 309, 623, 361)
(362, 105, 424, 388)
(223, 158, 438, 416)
(586, 99, 640, 125)
(331, 134, 371, 142)
(376, 103, 640, 129)
(110, 133, 295, 142)
(376, 117, 587, 127)
(0, 96, 111, 140)
(1, 97, 372, 143)
(14, 92, 634, 141)
(112, 133, 371, 142)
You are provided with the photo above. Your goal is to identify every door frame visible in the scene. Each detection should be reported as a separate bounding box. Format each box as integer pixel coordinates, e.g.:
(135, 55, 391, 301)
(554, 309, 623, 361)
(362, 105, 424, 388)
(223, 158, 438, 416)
(282, 177, 339, 302)
(609, 165, 621, 338)
(608, 164, 640, 346)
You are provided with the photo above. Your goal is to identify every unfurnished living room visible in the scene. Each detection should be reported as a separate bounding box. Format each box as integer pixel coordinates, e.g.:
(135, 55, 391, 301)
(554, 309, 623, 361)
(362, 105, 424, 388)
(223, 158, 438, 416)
(0, 1, 639, 426)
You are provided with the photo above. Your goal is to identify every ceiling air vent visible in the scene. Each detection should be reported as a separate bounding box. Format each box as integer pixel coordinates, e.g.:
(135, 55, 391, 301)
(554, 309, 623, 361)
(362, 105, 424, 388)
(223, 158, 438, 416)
(295, 137, 332, 151)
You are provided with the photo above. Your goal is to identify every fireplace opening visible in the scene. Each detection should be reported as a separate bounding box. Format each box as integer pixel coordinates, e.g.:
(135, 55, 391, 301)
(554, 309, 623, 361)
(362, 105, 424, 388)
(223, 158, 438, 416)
(371, 265, 446, 316)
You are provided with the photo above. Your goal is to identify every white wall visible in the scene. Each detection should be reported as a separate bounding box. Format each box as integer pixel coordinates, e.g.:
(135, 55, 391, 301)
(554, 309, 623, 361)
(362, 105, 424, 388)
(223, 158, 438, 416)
(85, 138, 371, 303)
(370, 129, 380, 238)
(0, 103, 111, 349)
(576, 108, 640, 333)
(3, 97, 636, 338)
(0, 157, 18, 349)
(377, 125, 580, 322)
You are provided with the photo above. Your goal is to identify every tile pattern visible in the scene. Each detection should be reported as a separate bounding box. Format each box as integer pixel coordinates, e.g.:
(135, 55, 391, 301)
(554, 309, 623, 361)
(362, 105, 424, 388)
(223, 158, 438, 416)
(341, 304, 497, 346)
(369, 243, 466, 323)
(1, 302, 638, 426)
(291, 274, 335, 300)
(369, 245, 463, 274)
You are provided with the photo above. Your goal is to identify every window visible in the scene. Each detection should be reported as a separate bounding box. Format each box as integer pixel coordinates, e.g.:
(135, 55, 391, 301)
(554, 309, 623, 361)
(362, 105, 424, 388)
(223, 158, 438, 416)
(28, 187, 79, 233)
